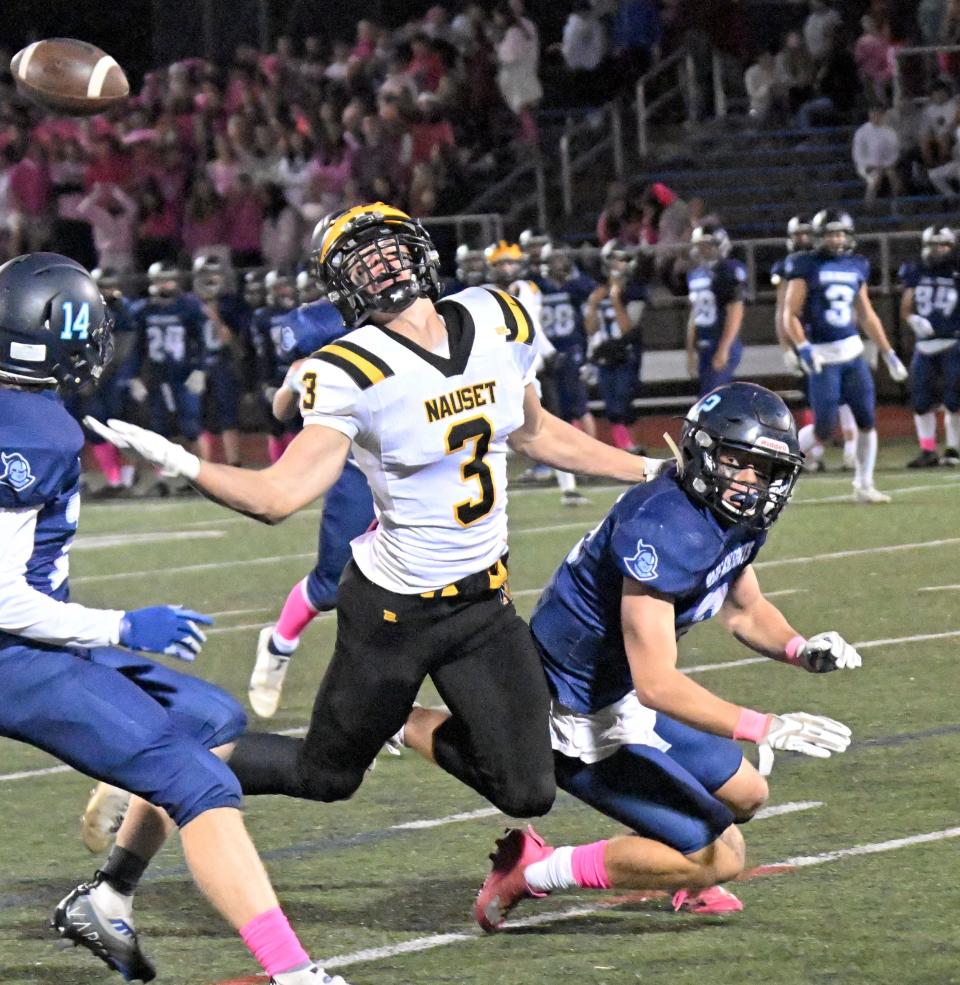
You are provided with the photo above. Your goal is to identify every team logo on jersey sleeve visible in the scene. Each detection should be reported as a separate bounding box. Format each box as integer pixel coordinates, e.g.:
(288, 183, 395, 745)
(623, 538, 659, 581)
(0, 451, 35, 492)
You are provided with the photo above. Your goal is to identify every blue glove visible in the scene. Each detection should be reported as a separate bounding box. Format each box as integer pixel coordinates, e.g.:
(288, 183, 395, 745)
(796, 343, 823, 375)
(120, 606, 213, 662)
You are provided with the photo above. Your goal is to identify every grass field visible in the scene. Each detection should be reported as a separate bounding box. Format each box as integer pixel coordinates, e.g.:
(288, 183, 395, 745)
(3, 440, 960, 985)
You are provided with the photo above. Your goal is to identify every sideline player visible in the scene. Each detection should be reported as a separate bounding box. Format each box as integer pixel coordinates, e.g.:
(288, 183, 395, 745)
(898, 226, 960, 467)
(772, 216, 857, 472)
(686, 222, 745, 396)
(782, 209, 908, 503)
(87, 202, 665, 828)
(0, 253, 345, 985)
(395, 384, 855, 926)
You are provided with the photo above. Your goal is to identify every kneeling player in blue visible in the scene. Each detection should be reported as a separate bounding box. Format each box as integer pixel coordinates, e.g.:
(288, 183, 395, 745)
(396, 384, 857, 925)
(0, 254, 347, 985)
(898, 226, 960, 468)
(247, 296, 375, 718)
(783, 209, 909, 502)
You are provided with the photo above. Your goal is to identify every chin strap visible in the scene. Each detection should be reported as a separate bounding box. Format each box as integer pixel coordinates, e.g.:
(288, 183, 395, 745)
(662, 432, 684, 474)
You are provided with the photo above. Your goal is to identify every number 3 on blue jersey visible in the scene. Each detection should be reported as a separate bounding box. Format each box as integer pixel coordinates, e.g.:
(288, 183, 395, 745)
(823, 284, 855, 328)
(60, 301, 91, 340)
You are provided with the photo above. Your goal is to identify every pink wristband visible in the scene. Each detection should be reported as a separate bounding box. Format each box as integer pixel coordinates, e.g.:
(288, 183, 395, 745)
(784, 634, 806, 666)
(733, 707, 770, 743)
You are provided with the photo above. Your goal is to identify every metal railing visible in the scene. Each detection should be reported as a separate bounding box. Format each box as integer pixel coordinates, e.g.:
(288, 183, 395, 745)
(421, 213, 505, 249)
(892, 43, 960, 107)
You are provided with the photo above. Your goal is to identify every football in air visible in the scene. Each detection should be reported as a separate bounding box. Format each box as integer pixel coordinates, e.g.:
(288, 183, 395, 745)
(10, 38, 129, 116)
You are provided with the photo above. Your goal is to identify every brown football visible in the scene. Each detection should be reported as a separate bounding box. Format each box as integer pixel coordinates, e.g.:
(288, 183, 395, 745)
(10, 38, 129, 116)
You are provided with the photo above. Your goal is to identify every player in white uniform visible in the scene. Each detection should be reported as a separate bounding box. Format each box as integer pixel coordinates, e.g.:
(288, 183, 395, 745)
(88, 202, 663, 822)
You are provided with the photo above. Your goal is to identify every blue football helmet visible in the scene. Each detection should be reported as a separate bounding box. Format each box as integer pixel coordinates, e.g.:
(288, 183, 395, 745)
(785, 215, 813, 252)
(679, 382, 803, 530)
(0, 253, 112, 390)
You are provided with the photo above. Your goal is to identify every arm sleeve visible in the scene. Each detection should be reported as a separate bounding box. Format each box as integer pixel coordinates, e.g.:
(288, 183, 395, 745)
(0, 509, 124, 647)
(299, 357, 370, 440)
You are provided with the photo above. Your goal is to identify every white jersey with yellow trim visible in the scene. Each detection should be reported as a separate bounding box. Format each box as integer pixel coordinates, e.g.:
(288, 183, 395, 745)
(298, 286, 538, 593)
(509, 278, 543, 331)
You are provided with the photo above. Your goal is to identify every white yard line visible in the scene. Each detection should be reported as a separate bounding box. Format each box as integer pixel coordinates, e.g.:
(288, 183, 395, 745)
(73, 530, 224, 550)
(755, 537, 960, 570)
(315, 819, 960, 974)
(205, 607, 274, 619)
(71, 552, 316, 585)
(795, 480, 960, 505)
(918, 584, 960, 593)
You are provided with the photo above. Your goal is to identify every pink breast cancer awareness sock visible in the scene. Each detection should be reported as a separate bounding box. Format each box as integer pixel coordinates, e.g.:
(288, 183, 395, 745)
(239, 907, 310, 977)
(92, 442, 122, 485)
(570, 840, 612, 889)
(273, 578, 319, 647)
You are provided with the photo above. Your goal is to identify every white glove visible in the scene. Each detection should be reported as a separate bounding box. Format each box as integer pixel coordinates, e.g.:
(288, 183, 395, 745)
(84, 417, 201, 480)
(128, 377, 148, 403)
(757, 712, 852, 777)
(262, 384, 279, 404)
(796, 631, 863, 673)
(884, 349, 909, 382)
(782, 349, 802, 374)
(643, 456, 673, 481)
(907, 314, 935, 340)
(796, 342, 824, 375)
(185, 369, 207, 396)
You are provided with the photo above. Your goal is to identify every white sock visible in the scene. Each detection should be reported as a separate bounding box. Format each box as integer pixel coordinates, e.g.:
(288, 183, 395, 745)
(524, 845, 575, 893)
(798, 423, 818, 454)
(90, 880, 134, 921)
(270, 630, 298, 655)
(555, 470, 576, 493)
(945, 412, 960, 450)
(854, 428, 878, 489)
(838, 403, 857, 438)
(914, 411, 937, 446)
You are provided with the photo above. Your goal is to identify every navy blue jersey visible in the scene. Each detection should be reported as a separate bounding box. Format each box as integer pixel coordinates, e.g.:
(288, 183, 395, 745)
(531, 469, 765, 714)
(596, 280, 648, 342)
(537, 272, 596, 352)
(284, 300, 347, 358)
(131, 295, 206, 380)
(784, 250, 869, 344)
(687, 258, 747, 346)
(198, 293, 249, 366)
(0, 391, 82, 635)
(898, 262, 960, 341)
(250, 305, 299, 386)
(770, 257, 786, 287)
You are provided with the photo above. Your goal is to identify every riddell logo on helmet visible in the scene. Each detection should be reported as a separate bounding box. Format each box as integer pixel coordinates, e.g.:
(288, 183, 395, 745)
(754, 436, 790, 454)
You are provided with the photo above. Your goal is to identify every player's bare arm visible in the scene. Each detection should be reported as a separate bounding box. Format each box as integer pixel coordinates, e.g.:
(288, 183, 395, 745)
(685, 312, 697, 377)
(713, 299, 744, 369)
(900, 285, 915, 322)
(854, 284, 893, 352)
(507, 383, 651, 482)
(716, 564, 799, 659)
(621, 580, 746, 737)
(783, 277, 809, 347)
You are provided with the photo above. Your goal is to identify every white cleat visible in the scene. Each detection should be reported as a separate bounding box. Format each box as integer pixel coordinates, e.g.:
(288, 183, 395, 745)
(80, 783, 132, 854)
(270, 963, 351, 985)
(248, 626, 291, 718)
(853, 484, 891, 504)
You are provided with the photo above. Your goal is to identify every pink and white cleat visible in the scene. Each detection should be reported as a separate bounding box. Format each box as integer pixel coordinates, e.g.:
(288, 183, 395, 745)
(475, 825, 554, 932)
(672, 885, 744, 914)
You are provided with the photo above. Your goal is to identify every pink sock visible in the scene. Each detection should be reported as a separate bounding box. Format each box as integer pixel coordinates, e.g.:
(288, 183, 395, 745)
(281, 432, 296, 452)
(267, 436, 285, 463)
(571, 840, 612, 889)
(610, 423, 633, 450)
(92, 443, 122, 485)
(275, 579, 319, 643)
(239, 907, 309, 977)
(920, 437, 937, 452)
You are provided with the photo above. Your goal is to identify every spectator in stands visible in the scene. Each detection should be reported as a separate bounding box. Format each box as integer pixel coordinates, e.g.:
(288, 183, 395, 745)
(775, 30, 816, 112)
(6, 141, 51, 253)
(207, 134, 242, 197)
(596, 180, 643, 246)
(182, 173, 229, 260)
(493, 1, 543, 143)
(225, 172, 264, 267)
(407, 34, 449, 93)
(611, 0, 662, 81)
(410, 93, 456, 166)
(938, 0, 960, 81)
(556, 1, 608, 104)
(307, 127, 355, 215)
(135, 176, 178, 268)
(379, 53, 419, 107)
(796, 32, 861, 128)
(744, 50, 786, 122)
(272, 131, 315, 210)
(920, 80, 958, 167)
(852, 105, 902, 205)
(75, 182, 137, 272)
(260, 182, 300, 272)
(804, 0, 843, 64)
(854, 15, 895, 105)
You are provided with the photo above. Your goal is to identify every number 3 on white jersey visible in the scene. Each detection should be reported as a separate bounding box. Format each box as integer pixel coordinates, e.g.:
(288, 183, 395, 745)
(823, 283, 855, 328)
(446, 415, 495, 526)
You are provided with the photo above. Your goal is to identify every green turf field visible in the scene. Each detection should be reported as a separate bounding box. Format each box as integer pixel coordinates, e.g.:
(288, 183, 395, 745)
(3, 442, 960, 985)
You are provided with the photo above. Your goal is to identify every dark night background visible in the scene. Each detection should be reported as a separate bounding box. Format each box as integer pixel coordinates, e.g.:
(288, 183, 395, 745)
(0, 1, 571, 84)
